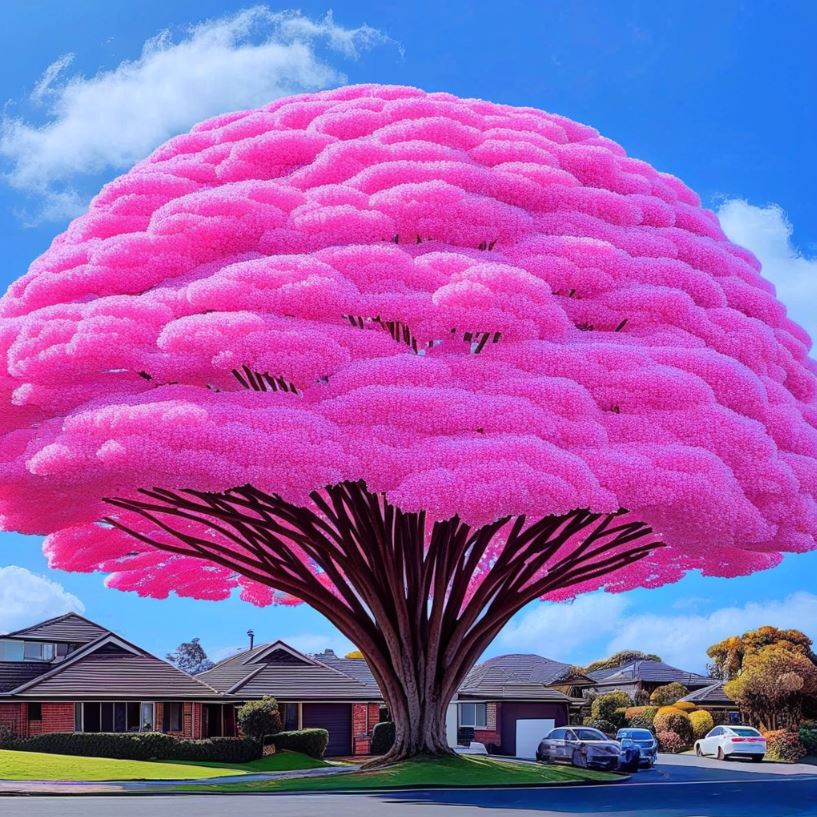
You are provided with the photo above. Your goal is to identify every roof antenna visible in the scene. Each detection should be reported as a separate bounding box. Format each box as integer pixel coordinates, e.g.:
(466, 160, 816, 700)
(247, 629, 255, 650)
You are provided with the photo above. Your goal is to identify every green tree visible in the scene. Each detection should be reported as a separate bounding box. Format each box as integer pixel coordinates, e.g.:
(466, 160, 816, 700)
(649, 682, 689, 706)
(237, 696, 283, 742)
(166, 637, 215, 675)
(591, 690, 633, 728)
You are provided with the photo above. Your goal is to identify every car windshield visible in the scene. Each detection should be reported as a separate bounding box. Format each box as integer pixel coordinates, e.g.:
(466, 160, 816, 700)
(619, 729, 653, 740)
(574, 728, 607, 741)
(730, 727, 762, 737)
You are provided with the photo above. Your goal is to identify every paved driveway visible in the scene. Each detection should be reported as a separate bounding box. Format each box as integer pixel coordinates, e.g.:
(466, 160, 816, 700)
(2, 754, 815, 817)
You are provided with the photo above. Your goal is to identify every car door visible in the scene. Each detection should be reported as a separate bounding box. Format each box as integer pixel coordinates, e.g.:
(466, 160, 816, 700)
(702, 727, 722, 755)
(563, 729, 579, 761)
(546, 728, 565, 760)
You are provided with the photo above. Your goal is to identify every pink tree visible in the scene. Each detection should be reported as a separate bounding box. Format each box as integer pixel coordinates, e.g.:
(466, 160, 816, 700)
(2, 85, 817, 764)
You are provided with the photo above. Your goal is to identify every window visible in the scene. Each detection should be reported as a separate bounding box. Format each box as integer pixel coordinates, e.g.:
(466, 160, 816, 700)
(140, 702, 155, 732)
(23, 642, 55, 661)
(27, 703, 42, 721)
(163, 702, 183, 732)
(280, 702, 299, 731)
(458, 703, 487, 729)
(75, 702, 156, 733)
(0, 640, 24, 662)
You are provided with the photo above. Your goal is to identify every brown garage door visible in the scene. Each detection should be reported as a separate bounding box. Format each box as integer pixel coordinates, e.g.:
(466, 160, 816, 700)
(301, 703, 352, 756)
(499, 703, 567, 755)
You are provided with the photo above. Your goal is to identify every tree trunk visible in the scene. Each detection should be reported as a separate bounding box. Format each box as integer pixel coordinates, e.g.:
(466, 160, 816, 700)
(105, 479, 661, 766)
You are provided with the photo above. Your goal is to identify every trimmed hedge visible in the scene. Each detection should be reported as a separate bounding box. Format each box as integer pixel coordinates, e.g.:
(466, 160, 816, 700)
(764, 730, 807, 762)
(656, 730, 686, 753)
(590, 691, 633, 729)
(370, 721, 395, 755)
(673, 701, 697, 714)
(582, 717, 616, 735)
(689, 710, 714, 740)
(649, 683, 689, 707)
(4, 731, 260, 762)
(265, 728, 328, 759)
(653, 708, 692, 745)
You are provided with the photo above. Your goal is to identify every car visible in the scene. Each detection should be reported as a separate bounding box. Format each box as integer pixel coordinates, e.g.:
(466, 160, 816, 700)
(616, 727, 658, 767)
(694, 725, 766, 761)
(536, 726, 620, 770)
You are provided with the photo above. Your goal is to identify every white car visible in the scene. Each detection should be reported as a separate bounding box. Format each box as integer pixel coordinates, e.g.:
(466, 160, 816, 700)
(694, 725, 766, 761)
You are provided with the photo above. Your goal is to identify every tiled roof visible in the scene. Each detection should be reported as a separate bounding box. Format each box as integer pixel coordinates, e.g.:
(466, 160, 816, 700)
(0, 662, 51, 693)
(458, 681, 571, 702)
(312, 651, 379, 691)
(3, 613, 110, 644)
(589, 659, 710, 688)
(460, 654, 580, 693)
(679, 681, 735, 705)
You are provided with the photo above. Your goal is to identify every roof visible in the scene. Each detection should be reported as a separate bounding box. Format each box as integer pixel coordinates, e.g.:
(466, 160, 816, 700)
(0, 662, 51, 693)
(458, 682, 571, 702)
(679, 681, 736, 706)
(588, 659, 710, 688)
(312, 650, 379, 689)
(198, 640, 381, 700)
(460, 654, 584, 693)
(2, 613, 110, 644)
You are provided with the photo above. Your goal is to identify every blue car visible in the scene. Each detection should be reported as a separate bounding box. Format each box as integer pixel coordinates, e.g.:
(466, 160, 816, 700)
(616, 728, 657, 768)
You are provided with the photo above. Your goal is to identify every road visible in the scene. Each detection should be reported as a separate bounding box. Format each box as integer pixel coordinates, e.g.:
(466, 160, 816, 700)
(2, 754, 816, 817)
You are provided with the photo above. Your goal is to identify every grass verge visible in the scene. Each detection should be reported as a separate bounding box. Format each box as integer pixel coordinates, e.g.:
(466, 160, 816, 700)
(176, 753, 619, 793)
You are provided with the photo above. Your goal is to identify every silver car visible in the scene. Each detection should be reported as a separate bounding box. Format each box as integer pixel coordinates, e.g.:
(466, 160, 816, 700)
(536, 726, 621, 770)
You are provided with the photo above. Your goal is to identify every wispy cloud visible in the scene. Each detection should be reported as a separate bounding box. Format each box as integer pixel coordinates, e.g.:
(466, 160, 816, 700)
(0, 565, 84, 633)
(0, 7, 391, 222)
(717, 199, 817, 341)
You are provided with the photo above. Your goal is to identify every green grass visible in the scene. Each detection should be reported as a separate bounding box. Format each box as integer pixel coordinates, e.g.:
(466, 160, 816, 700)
(0, 749, 328, 781)
(178, 753, 619, 793)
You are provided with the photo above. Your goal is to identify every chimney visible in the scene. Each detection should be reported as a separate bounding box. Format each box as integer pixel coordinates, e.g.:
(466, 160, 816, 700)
(247, 629, 255, 650)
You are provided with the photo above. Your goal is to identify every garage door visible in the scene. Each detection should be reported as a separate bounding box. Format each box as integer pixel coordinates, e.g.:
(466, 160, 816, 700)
(500, 703, 566, 756)
(301, 703, 352, 757)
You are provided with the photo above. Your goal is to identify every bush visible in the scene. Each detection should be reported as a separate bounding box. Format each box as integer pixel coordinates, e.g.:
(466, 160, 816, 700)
(689, 710, 714, 740)
(656, 731, 687, 753)
(582, 718, 616, 735)
(591, 691, 633, 729)
(629, 715, 656, 732)
(370, 721, 395, 755)
(0, 725, 16, 749)
(799, 727, 817, 756)
(265, 729, 328, 759)
(764, 730, 807, 762)
(649, 683, 689, 707)
(237, 696, 282, 742)
(653, 708, 692, 745)
(633, 690, 651, 706)
(673, 701, 697, 714)
(8, 732, 260, 762)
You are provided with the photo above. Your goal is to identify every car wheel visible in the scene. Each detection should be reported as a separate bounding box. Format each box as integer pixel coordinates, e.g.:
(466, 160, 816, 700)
(695, 744, 702, 757)
(751, 755, 764, 763)
(572, 749, 588, 769)
(717, 747, 725, 761)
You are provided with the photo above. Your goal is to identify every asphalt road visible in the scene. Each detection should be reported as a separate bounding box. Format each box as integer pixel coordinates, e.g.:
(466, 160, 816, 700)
(2, 755, 816, 817)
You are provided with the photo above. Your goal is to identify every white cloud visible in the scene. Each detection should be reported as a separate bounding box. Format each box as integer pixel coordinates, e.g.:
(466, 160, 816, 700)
(1, 7, 391, 221)
(496, 593, 629, 659)
(0, 565, 84, 634)
(717, 199, 817, 338)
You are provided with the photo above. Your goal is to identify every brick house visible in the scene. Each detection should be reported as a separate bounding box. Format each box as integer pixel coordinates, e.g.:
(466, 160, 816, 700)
(0, 613, 232, 740)
(198, 642, 382, 756)
(449, 654, 593, 756)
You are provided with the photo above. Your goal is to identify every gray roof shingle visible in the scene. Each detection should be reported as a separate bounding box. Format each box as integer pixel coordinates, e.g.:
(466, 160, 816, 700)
(460, 654, 579, 693)
(589, 659, 710, 688)
(679, 681, 736, 705)
(0, 662, 51, 693)
(3, 613, 110, 644)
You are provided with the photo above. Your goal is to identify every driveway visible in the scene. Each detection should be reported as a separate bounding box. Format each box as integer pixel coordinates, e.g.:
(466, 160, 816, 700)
(1, 754, 815, 816)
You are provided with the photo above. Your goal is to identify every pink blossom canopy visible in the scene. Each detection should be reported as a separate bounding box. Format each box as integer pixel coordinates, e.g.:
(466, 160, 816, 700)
(2, 84, 816, 604)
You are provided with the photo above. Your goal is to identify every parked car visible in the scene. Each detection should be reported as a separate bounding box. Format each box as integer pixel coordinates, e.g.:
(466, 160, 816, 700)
(616, 727, 658, 768)
(694, 725, 766, 762)
(536, 726, 620, 770)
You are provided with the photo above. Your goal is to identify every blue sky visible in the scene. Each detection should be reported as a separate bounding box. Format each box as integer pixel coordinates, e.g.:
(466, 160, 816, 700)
(1, 0, 816, 672)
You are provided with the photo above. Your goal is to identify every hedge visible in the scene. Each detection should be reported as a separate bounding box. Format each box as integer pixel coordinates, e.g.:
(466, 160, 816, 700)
(764, 730, 807, 762)
(689, 710, 714, 740)
(653, 708, 692, 745)
(799, 727, 817, 756)
(3, 731, 260, 762)
(582, 717, 616, 735)
(265, 729, 328, 758)
(649, 683, 689, 707)
(370, 721, 395, 755)
(656, 730, 686, 753)
(673, 701, 697, 714)
(590, 691, 633, 729)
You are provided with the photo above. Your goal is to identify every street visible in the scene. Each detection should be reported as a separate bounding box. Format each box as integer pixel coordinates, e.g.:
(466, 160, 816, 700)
(2, 755, 816, 817)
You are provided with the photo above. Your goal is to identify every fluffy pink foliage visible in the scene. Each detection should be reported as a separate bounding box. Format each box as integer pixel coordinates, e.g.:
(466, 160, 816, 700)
(2, 84, 817, 604)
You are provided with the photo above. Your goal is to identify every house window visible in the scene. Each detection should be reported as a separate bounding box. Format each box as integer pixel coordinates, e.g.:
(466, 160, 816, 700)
(459, 703, 487, 729)
(27, 703, 42, 721)
(279, 702, 299, 731)
(23, 642, 55, 661)
(163, 702, 183, 732)
(75, 702, 156, 732)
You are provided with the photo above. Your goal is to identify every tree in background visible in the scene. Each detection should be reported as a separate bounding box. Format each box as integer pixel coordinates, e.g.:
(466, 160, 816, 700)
(237, 696, 283, 743)
(345, 650, 365, 659)
(584, 651, 662, 674)
(166, 637, 214, 675)
(649, 682, 689, 707)
(3, 86, 817, 765)
(707, 626, 816, 680)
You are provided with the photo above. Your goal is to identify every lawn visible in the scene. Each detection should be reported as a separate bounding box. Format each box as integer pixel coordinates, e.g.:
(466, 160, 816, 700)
(0, 749, 329, 781)
(179, 753, 619, 793)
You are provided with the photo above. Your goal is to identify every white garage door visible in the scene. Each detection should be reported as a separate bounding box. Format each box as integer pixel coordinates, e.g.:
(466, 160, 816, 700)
(515, 718, 555, 759)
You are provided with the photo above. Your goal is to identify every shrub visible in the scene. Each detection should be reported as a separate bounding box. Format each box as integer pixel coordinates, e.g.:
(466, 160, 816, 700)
(582, 718, 616, 735)
(633, 690, 651, 706)
(799, 727, 817, 756)
(266, 729, 328, 759)
(653, 708, 692, 745)
(624, 706, 647, 721)
(8, 732, 260, 762)
(764, 730, 807, 762)
(591, 691, 633, 729)
(649, 683, 689, 707)
(629, 715, 656, 732)
(689, 710, 714, 740)
(370, 721, 395, 755)
(237, 696, 282, 743)
(656, 731, 686, 753)
(0, 725, 16, 749)
(673, 701, 697, 714)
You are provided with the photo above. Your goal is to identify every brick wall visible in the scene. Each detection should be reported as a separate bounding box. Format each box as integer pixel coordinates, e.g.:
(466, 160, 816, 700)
(29, 702, 74, 736)
(191, 702, 203, 739)
(473, 702, 501, 750)
(155, 702, 193, 738)
(0, 702, 24, 738)
(351, 702, 382, 755)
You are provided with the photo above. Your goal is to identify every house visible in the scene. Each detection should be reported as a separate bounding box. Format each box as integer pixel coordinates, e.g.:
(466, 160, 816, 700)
(198, 642, 383, 756)
(679, 681, 742, 723)
(0, 613, 232, 740)
(449, 654, 594, 756)
(587, 658, 712, 698)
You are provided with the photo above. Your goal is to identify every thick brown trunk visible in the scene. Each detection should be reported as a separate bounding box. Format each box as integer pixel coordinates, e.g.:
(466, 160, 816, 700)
(105, 480, 662, 766)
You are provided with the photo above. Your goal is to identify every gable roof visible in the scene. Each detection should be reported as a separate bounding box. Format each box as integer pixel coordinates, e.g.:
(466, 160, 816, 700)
(588, 659, 710, 688)
(679, 681, 736, 706)
(0, 662, 51, 693)
(312, 650, 379, 689)
(460, 654, 587, 694)
(3, 613, 110, 644)
(199, 641, 381, 700)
